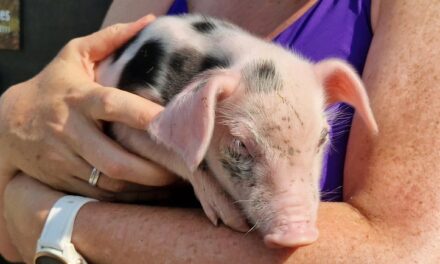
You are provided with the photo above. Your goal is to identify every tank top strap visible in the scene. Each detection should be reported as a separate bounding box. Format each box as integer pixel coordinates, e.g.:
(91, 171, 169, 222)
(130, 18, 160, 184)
(167, 0, 189, 14)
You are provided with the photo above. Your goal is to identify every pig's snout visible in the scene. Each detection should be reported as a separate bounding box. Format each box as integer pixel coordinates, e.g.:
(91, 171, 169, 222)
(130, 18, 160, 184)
(260, 193, 319, 248)
(263, 220, 319, 248)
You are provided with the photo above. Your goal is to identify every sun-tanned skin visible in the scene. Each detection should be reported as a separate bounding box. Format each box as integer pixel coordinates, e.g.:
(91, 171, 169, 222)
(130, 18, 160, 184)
(2, 0, 440, 263)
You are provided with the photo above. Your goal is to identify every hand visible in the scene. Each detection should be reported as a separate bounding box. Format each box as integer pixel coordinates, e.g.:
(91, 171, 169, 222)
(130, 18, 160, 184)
(3, 174, 65, 263)
(0, 15, 178, 199)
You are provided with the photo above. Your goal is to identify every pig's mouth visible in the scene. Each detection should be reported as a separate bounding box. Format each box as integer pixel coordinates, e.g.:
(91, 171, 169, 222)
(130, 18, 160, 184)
(263, 219, 319, 248)
(241, 188, 320, 248)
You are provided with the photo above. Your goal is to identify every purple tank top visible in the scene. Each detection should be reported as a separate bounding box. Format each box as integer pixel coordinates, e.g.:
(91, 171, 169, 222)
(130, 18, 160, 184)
(168, 0, 373, 201)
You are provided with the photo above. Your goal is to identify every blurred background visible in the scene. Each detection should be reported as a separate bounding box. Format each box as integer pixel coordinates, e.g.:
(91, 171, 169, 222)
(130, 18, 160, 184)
(0, 0, 112, 94)
(0, 1, 112, 263)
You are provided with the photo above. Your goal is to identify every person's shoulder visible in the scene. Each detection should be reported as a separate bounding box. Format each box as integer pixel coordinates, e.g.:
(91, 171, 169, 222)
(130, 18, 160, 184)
(102, 0, 175, 28)
(370, 0, 381, 32)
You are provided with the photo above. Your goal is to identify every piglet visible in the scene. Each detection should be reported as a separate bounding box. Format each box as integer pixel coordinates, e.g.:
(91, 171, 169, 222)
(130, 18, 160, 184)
(97, 15, 378, 248)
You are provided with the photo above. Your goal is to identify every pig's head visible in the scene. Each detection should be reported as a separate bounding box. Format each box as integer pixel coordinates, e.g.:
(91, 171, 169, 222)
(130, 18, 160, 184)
(148, 58, 377, 248)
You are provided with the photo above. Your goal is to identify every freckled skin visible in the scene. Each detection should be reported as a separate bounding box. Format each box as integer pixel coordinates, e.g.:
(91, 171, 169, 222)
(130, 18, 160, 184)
(23, 1, 437, 263)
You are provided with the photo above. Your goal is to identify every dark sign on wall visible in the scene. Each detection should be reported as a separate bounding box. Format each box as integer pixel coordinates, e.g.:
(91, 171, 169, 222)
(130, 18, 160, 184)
(0, 0, 20, 50)
(0, 0, 112, 93)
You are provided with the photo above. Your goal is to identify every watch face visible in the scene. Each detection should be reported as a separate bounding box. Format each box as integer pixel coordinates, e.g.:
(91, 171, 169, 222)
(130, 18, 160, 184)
(35, 255, 68, 264)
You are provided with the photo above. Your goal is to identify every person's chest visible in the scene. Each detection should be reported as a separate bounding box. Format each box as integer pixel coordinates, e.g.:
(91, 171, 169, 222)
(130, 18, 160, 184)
(186, 0, 317, 39)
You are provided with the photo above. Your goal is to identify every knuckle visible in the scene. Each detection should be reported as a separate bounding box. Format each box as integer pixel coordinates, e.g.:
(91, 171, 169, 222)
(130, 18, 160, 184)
(49, 122, 68, 140)
(106, 180, 129, 192)
(62, 38, 82, 54)
(136, 112, 149, 129)
(64, 87, 85, 107)
(45, 151, 64, 164)
(46, 101, 65, 122)
(107, 23, 123, 35)
(99, 90, 118, 117)
(47, 114, 70, 140)
(103, 161, 126, 179)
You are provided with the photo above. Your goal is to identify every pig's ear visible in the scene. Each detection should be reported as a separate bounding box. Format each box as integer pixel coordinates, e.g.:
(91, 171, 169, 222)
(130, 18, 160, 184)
(314, 59, 378, 134)
(148, 71, 240, 172)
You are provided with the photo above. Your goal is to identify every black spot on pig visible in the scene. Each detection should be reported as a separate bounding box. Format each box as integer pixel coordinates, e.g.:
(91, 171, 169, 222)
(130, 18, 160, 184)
(192, 19, 217, 33)
(243, 60, 282, 93)
(118, 40, 165, 92)
(200, 56, 230, 71)
(112, 33, 140, 63)
(162, 48, 229, 102)
(162, 48, 204, 102)
(258, 61, 276, 79)
(169, 51, 189, 73)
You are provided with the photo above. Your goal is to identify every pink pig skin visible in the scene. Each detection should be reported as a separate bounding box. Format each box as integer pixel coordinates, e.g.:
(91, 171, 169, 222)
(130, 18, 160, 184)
(114, 58, 375, 248)
(111, 72, 249, 232)
(96, 15, 378, 248)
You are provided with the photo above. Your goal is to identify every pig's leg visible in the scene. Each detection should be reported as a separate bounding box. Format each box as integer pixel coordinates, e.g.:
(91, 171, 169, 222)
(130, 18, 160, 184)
(112, 123, 249, 232)
(190, 168, 249, 232)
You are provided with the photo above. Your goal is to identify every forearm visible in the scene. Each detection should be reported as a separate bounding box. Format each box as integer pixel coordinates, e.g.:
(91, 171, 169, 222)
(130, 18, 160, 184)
(71, 202, 381, 264)
(5, 177, 386, 264)
(0, 180, 21, 262)
(1, 175, 406, 264)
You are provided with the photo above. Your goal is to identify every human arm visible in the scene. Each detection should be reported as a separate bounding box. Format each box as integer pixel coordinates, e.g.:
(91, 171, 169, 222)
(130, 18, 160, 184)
(54, 0, 440, 260)
(0, 15, 181, 261)
(0, 15, 176, 194)
(5, 0, 440, 263)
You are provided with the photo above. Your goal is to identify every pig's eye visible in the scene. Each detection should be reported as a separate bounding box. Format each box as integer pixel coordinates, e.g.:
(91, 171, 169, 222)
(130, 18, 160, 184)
(231, 138, 249, 157)
(224, 138, 253, 162)
(222, 138, 254, 182)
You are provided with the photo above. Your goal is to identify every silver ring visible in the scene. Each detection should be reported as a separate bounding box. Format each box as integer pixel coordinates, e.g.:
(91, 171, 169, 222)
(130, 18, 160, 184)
(88, 167, 101, 187)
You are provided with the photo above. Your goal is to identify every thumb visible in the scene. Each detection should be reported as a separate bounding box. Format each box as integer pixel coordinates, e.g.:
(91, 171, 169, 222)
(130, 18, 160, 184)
(81, 14, 156, 62)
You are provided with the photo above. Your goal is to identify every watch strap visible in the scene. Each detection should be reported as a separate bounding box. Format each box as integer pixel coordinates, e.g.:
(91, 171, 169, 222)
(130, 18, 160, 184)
(36, 195, 97, 264)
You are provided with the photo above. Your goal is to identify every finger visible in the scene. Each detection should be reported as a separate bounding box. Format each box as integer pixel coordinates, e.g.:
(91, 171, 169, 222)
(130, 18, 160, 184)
(67, 177, 115, 201)
(62, 152, 95, 182)
(99, 177, 157, 192)
(81, 14, 156, 61)
(84, 87, 164, 130)
(66, 115, 177, 186)
(93, 172, 155, 192)
(66, 151, 154, 192)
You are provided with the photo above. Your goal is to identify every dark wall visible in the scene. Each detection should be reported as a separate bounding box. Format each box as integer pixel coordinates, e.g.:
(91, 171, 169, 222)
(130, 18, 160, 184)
(0, 2, 112, 262)
(0, 0, 113, 93)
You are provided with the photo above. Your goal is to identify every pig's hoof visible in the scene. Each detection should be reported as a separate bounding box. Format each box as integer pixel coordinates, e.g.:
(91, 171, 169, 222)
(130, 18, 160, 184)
(220, 215, 249, 233)
(201, 202, 220, 226)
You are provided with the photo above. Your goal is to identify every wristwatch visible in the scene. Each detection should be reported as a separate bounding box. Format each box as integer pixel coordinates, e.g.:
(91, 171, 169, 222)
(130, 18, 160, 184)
(34, 195, 97, 264)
